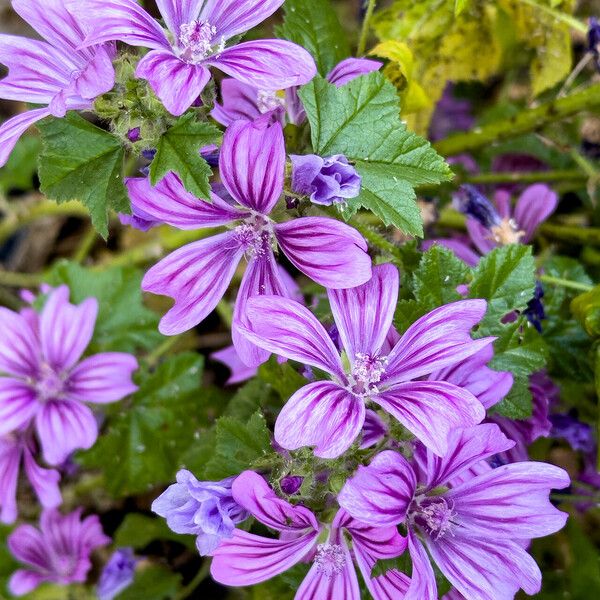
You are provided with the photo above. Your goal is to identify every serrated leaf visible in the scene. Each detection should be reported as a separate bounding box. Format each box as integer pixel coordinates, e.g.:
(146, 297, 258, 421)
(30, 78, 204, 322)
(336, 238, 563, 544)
(150, 114, 221, 199)
(47, 260, 162, 353)
(78, 353, 204, 496)
(276, 0, 350, 75)
(38, 112, 128, 238)
(298, 73, 451, 234)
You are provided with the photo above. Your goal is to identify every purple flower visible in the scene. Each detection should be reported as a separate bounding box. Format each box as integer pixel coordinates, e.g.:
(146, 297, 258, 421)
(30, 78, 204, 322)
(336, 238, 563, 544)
(339, 424, 570, 599)
(72, 0, 316, 116)
(127, 117, 371, 366)
(211, 470, 410, 598)
(0, 285, 138, 465)
(97, 548, 137, 600)
(429, 85, 475, 142)
(152, 469, 249, 556)
(0, 0, 115, 167)
(550, 413, 595, 453)
(7, 508, 109, 596)
(589, 17, 600, 71)
(212, 57, 381, 126)
(290, 154, 362, 205)
(279, 474, 304, 495)
(0, 431, 61, 524)
(237, 263, 492, 458)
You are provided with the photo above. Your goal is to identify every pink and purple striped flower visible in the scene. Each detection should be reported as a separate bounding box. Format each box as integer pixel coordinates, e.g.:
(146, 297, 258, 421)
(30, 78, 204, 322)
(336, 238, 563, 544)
(339, 424, 570, 600)
(72, 0, 316, 116)
(0, 285, 138, 466)
(238, 263, 493, 458)
(0, 0, 115, 166)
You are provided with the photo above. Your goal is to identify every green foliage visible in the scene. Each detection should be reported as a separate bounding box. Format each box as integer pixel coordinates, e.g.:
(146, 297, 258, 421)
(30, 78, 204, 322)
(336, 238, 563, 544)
(299, 73, 451, 235)
(46, 261, 162, 354)
(118, 565, 182, 600)
(0, 135, 41, 193)
(370, 553, 411, 578)
(149, 114, 221, 199)
(258, 356, 307, 404)
(114, 513, 195, 551)
(276, 0, 350, 76)
(78, 353, 205, 496)
(38, 113, 129, 239)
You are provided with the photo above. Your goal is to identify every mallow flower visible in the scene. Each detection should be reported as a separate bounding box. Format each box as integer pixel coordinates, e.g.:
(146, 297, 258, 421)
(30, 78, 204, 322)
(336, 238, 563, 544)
(7, 508, 110, 596)
(152, 469, 249, 555)
(238, 263, 493, 458)
(127, 116, 371, 365)
(0, 0, 115, 166)
(97, 548, 137, 600)
(211, 470, 411, 599)
(0, 285, 138, 465)
(339, 424, 570, 600)
(72, 0, 316, 116)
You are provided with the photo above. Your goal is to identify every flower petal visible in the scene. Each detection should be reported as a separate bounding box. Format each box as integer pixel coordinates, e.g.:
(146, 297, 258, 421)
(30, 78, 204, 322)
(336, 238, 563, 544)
(126, 174, 243, 229)
(276, 217, 371, 288)
(23, 446, 61, 510)
(8, 570, 48, 596)
(211, 79, 261, 126)
(0, 108, 52, 168)
(0, 379, 38, 436)
(136, 50, 211, 116)
(274, 381, 365, 458)
(338, 450, 416, 528)
(374, 382, 485, 456)
(156, 0, 205, 35)
(326, 57, 382, 86)
(143, 232, 244, 336)
(71, 46, 116, 100)
(446, 461, 570, 539)
(219, 118, 285, 213)
(66, 353, 138, 404)
(0, 437, 21, 524)
(0, 307, 40, 377)
(210, 40, 316, 91)
(7, 524, 48, 569)
(465, 218, 496, 255)
(384, 300, 493, 385)
(40, 286, 98, 372)
(35, 400, 98, 466)
(200, 0, 284, 40)
(237, 296, 344, 377)
(328, 263, 398, 359)
(232, 471, 319, 532)
(211, 346, 257, 385)
(514, 184, 558, 243)
(405, 532, 438, 600)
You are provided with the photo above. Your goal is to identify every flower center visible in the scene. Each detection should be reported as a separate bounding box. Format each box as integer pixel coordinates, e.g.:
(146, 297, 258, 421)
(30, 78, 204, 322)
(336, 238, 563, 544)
(412, 496, 456, 540)
(350, 353, 387, 396)
(36, 363, 65, 402)
(178, 20, 224, 63)
(256, 90, 286, 114)
(489, 217, 525, 245)
(233, 215, 274, 258)
(51, 554, 76, 578)
(314, 543, 346, 577)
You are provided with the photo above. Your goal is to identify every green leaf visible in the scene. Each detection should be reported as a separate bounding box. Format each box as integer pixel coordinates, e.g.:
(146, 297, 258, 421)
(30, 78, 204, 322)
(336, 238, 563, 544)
(299, 73, 451, 234)
(0, 134, 41, 193)
(203, 412, 272, 479)
(38, 112, 129, 239)
(78, 353, 205, 496)
(455, 0, 471, 15)
(114, 514, 195, 551)
(149, 114, 221, 199)
(258, 356, 307, 403)
(117, 565, 182, 600)
(276, 0, 350, 75)
(46, 261, 162, 353)
(370, 553, 411, 578)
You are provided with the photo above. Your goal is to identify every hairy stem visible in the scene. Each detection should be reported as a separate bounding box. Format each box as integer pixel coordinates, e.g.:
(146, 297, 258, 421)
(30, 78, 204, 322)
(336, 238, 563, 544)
(357, 0, 377, 56)
(539, 274, 593, 292)
(517, 0, 588, 33)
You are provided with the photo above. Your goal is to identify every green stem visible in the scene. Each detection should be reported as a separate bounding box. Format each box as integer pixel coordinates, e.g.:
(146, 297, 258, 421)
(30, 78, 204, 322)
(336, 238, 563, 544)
(0, 269, 44, 288)
(539, 274, 593, 292)
(518, 0, 588, 33)
(357, 0, 377, 56)
(173, 561, 211, 600)
(459, 169, 588, 185)
(434, 83, 600, 156)
(73, 226, 97, 264)
(551, 493, 599, 503)
(351, 219, 404, 263)
(145, 335, 181, 367)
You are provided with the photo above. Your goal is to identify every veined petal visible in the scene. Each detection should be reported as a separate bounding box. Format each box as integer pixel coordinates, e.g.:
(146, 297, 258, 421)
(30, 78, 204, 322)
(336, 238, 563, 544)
(514, 184, 558, 243)
(426, 534, 542, 600)
(338, 451, 416, 527)
(143, 232, 244, 335)
(71, 0, 170, 50)
(466, 218, 496, 256)
(274, 381, 365, 459)
(0, 108, 52, 168)
(446, 462, 569, 539)
(209, 40, 316, 91)
(405, 532, 437, 600)
(126, 174, 244, 229)
(7, 523, 48, 570)
(238, 296, 344, 377)
(211, 345, 257, 385)
(156, 0, 205, 35)
(424, 424, 515, 489)
(211, 529, 318, 586)
(219, 118, 285, 214)
(211, 79, 262, 127)
(40, 286, 98, 372)
(384, 300, 493, 385)
(72, 46, 116, 100)
(66, 353, 138, 404)
(35, 400, 98, 466)
(374, 382, 485, 457)
(328, 263, 398, 359)
(8, 571, 48, 596)
(200, 0, 284, 40)
(22, 446, 61, 510)
(0, 437, 21, 524)
(276, 217, 371, 289)
(326, 58, 382, 86)
(0, 379, 38, 436)
(0, 307, 40, 377)
(136, 50, 211, 116)
(232, 471, 319, 532)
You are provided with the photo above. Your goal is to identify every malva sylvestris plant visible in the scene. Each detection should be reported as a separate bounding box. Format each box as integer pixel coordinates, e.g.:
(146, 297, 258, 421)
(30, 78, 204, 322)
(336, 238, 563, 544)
(0, 0, 599, 599)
